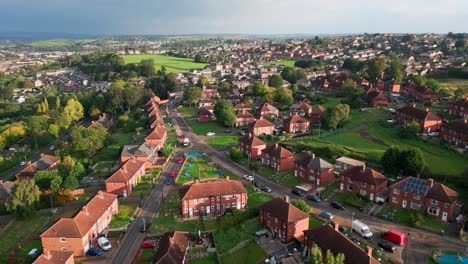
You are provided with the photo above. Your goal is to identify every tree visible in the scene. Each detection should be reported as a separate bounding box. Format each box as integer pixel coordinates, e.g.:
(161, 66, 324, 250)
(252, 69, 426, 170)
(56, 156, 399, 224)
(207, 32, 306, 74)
(27, 115, 49, 150)
(281, 67, 297, 84)
(34, 170, 61, 190)
(123, 83, 144, 111)
(268, 74, 283, 88)
(5, 179, 41, 217)
(425, 79, 442, 93)
(400, 149, 425, 176)
(63, 98, 84, 123)
(218, 81, 231, 92)
(366, 58, 387, 80)
(273, 87, 293, 108)
(162, 144, 174, 157)
(310, 244, 345, 264)
(389, 57, 403, 82)
(109, 80, 126, 112)
(290, 199, 310, 213)
(48, 124, 60, 139)
(252, 81, 266, 96)
(89, 107, 102, 119)
(340, 79, 356, 96)
(55, 96, 61, 110)
(342, 58, 364, 74)
(194, 52, 206, 63)
(62, 174, 79, 190)
(0, 85, 14, 100)
(381, 147, 401, 175)
(184, 86, 202, 106)
(138, 59, 156, 77)
(323, 104, 350, 130)
(197, 75, 209, 88)
(56, 112, 72, 129)
(69, 125, 108, 159)
(455, 39, 466, 48)
(398, 121, 420, 139)
(229, 147, 244, 162)
(214, 100, 236, 127)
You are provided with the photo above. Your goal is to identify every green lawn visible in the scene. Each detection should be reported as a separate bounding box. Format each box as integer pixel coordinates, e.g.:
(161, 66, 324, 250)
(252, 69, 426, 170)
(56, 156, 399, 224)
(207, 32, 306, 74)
(215, 218, 264, 255)
(320, 181, 339, 199)
(205, 136, 239, 149)
(15, 239, 42, 256)
(323, 132, 387, 158)
(187, 120, 226, 135)
(309, 215, 325, 229)
(254, 164, 304, 187)
(109, 203, 138, 228)
(121, 54, 208, 73)
(331, 192, 372, 209)
(377, 205, 445, 233)
(220, 240, 267, 264)
(265, 60, 296, 67)
(176, 156, 222, 184)
(187, 254, 219, 264)
(247, 193, 273, 209)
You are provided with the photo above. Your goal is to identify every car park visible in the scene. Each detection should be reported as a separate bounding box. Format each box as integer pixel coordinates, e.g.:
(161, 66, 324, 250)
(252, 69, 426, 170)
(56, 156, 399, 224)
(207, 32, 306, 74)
(378, 240, 397, 252)
(260, 186, 272, 193)
(306, 194, 321, 203)
(97, 237, 112, 251)
(141, 239, 158, 249)
(86, 247, 103, 256)
(318, 211, 333, 220)
(292, 189, 305, 196)
(331, 201, 345, 210)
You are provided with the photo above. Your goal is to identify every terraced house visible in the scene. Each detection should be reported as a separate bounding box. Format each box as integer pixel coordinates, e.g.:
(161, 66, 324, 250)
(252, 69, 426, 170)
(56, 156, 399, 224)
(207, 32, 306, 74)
(396, 103, 442, 133)
(40, 191, 118, 256)
(289, 100, 313, 116)
(339, 165, 387, 202)
(179, 178, 248, 218)
(261, 144, 295, 172)
(439, 119, 468, 149)
(448, 98, 468, 119)
(235, 110, 255, 127)
(238, 133, 267, 158)
(256, 103, 280, 119)
(283, 114, 310, 135)
(248, 118, 275, 136)
(294, 153, 334, 186)
(105, 158, 146, 197)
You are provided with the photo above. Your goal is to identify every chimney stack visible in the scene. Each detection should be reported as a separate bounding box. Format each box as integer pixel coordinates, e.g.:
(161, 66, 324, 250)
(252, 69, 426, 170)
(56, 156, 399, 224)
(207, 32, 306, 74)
(333, 222, 340, 231)
(194, 178, 200, 184)
(361, 164, 366, 172)
(249, 133, 252, 138)
(40, 153, 45, 158)
(366, 246, 373, 257)
(27, 161, 32, 166)
(425, 108, 430, 112)
(82, 206, 88, 214)
(43, 248, 51, 259)
(284, 195, 290, 203)
(275, 143, 279, 148)
(225, 176, 230, 181)
(464, 119, 467, 124)
(0, 180, 3, 185)
(411, 103, 416, 108)
(98, 191, 103, 198)
(428, 178, 434, 188)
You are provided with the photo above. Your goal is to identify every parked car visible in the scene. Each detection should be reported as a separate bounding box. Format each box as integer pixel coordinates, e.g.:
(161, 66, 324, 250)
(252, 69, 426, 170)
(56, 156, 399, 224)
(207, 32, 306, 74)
(165, 177, 174, 185)
(261, 186, 272, 193)
(350, 237, 361, 245)
(141, 239, 158, 249)
(330, 201, 345, 210)
(254, 181, 263, 188)
(49, 145, 55, 150)
(86, 247, 103, 256)
(428, 132, 439, 137)
(177, 157, 184, 164)
(339, 226, 348, 234)
(225, 129, 232, 133)
(97, 237, 112, 251)
(20, 161, 26, 166)
(243, 175, 254, 181)
(240, 131, 246, 136)
(381, 230, 407, 245)
(378, 240, 397, 252)
(318, 211, 334, 220)
(140, 221, 151, 233)
(306, 194, 321, 203)
(169, 171, 177, 177)
(206, 132, 216, 136)
(292, 189, 305, 196)
(352, 220, 373, 239)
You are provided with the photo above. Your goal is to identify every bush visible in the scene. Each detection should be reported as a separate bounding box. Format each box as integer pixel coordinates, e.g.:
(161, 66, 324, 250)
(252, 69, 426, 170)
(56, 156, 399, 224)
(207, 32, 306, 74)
(229, 148, 244, 162)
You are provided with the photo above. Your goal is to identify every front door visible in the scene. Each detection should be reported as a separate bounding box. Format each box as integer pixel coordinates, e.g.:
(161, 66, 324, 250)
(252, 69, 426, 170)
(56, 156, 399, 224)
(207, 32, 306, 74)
(316, 179, 320, 186)
(237, 202, 241, 209)
(340, 183, 344, 191)
(402, 200, 407, 208)
(442, 212, 448, 222)
(206, 206, 210, 214)
(123, 190, 127, 197)
(369, 193, 374, 201)
(189, 208, 193, 217)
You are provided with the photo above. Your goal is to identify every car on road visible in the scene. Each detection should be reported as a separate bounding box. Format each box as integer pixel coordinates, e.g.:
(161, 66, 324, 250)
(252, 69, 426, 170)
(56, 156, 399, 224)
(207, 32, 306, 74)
(240, 131, 246, 136)
(331, 201, 345, 210)
(169, 171, 177, 177)
(225, 129, 232, 133)
(292, 189, 305, 196)
(177, 157, 184, 164)
(141, 239, 158, 249)
(140, 221, 151, 233)
(306, 194, 321, 203)
(260, 186, 272, 193)
(20, 161, 26, 166)
(97, 237, 112, 251)
(49, 145, 55, 150)
(378, 240, 397, 253)
(428, 132, 439, 137)
(254, 181, 262, 188)
(318, 211, 334, 220)
(350, 237, 361, 245)
(243, 175, 254, 181)
(165, 177, 174, 185)
(206, 132, 216, 136)
(339, 226, 348, 234)
(86, 247, 103, 256)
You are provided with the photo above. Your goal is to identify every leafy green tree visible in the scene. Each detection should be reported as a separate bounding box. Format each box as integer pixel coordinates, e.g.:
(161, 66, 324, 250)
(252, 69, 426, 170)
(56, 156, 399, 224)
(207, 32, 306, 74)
(5, 179, 41, 217)
(310, 244, 345, 264)
(425, 79, 442, 93)
(162, 144, 174, 156)
(342, 58, 364, 74)
(273, 87, 293, 108)
(184, 86, 203, 106)
(381, 147, 401, 175)
(62, 174, 79, 190)
(197, 75, 209, 88)
(290, 199, 311, 213)
(389, 57, 403, 82)
(411, 75, 426, 86)
(400, 149, 425, 176)
(0, 85, 14, 100)
(214, 100, 236, 127)
(34, 170, 61, 190)
(281, 67, 297, 84)
(48, 124, 60, 139)
(455, 39, 466, 48)
(366, 58, 387, 80)
(398, 121, 420, 139)
(340, 79, 356, 96)
(27, 115, 49, 150)
(123, 83, 144, 111)
(252, 81, 266, 96)
(69, 125, 108, 159)
(109, 80, 126, 112)
(138, 59, 156, 77)
(63, 98, 84, 123)
(56, 112, 72, 129)
(323, 104, 350, 130)
(268, 74, 283, 88)
(218, 81, 231, 92)
(229, 147, 244, 162)
(194, 52, 206, 63)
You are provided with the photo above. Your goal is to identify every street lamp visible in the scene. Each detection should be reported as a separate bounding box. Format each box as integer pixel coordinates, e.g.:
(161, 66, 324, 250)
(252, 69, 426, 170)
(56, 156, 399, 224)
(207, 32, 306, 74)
(351, 212, 355, 234)
(142, 218, 146, 232)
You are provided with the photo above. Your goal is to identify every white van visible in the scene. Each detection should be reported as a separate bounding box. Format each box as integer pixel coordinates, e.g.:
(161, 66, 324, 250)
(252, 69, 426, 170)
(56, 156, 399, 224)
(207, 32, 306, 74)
(352, 220, 373, 239)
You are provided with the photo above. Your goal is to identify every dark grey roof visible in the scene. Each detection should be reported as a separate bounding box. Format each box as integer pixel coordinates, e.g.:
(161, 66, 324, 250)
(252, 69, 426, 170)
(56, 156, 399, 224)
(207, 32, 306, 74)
(121, 143, 154, 157)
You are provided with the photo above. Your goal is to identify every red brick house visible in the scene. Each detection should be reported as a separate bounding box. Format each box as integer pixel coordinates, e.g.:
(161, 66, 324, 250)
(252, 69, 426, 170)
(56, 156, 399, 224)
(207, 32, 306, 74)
(289, 100, 313, 116)
(303, 224, 379, 264)
(310, 105, 326, 126)
(145, 126, 167, 150)
(154, 232, 190, 264)
(149, 115, 165, 129)
(238, 134, 267, 159)
(198, 108, 215, 122)
(179, 178, 247, 218)
(294, 153, 334, 186)
(283, 114, 310, 135)
(105, 158, 146, 197)
(396, 104, 442, 133)
(440, 120, 468, 149)
(366, 89, 389, 108)
(256, 103, 280, 119)
(40, 191, 118, 256)
(261, 144, 295, 172)
(90, 113, 113, 130)
(234, 103, 253, 112)
(235, 110, 255, 127)
(407, 85, 438, 104)
(388, 177, 460, 222)
(16, 154, 60, 181)
(448, 98, 468, 119)
(120, 143, 160, 168)
(33, 249, 74, 264)
(385, 79, 401, 93)
(339, 165, 387, 202)
(248, 118, 275, 136)
(258, 196, 309, 243)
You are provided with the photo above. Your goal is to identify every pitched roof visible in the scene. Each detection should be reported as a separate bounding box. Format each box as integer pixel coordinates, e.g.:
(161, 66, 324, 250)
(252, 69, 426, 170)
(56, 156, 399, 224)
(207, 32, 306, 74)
(259, 103, 279, 113)
(105, 159, 146, 183)
(397, 105, 441, 122)
(295, 154, 332, 172)
(16, 154, 60, 179)
(179, 179, 247, 200)
(259, 197, 309, 223)
(234, 103, 253, 110)
(146, 126, 167, 140)
(150, 116, 165, 128)
(41, 192, 118, 238)
(285, 114, 310, 125)
(311, 105, 326, 114)
(290, 101, 312, 111)
(389, 176, 430, 196)
(198, 108, 213, 116)
(0, 181, 14, 201)
(426, 182, 458, 203)
(236, 110, 254, 118)
(238, 134, 266, 147)
(441, 120, 468, 135)
(304, 225, 380, 264)
(33, 250, 74, 264)
(154, 232, 190, 264)
(342, 165, 387, 186)
(262, 144, 294, 159)
(250, 119, 274, 128)
(450, 98, 468, 108)
(336, 157, 365, 167)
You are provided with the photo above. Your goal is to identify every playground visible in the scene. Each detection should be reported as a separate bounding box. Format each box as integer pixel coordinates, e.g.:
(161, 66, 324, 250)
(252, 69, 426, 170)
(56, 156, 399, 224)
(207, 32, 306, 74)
(175, 155, 224, 184)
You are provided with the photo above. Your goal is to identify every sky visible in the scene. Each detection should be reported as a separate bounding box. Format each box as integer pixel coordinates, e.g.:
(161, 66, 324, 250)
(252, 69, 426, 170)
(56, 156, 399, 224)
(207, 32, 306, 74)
(0, 0, 467, 35)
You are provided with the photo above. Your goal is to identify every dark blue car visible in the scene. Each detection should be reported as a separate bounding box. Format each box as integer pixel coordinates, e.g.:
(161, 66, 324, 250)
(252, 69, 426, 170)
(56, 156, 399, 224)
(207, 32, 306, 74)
(165, 177, 174, 185)
(86, 247, 103, 256)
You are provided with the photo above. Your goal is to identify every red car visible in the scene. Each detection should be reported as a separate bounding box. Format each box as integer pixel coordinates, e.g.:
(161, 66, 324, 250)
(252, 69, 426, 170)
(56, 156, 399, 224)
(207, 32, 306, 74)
(177, 157, 184, 164)
(170, 171, 177, 177)
(141, 239, 157, 249)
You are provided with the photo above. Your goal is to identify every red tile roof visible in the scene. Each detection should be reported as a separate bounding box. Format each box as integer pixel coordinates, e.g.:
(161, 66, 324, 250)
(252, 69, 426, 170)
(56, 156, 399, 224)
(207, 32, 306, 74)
(260, 197, 308, 223)
(285, 114, 309, 125)
(105, 159, 145, 183)
(426, 182, 458, 204)
(179, 179, 247, 200)
(33, 250, 74, 264)
(262, 144, 294, 159)
(154, 232, 190, 264)
(397, 105, 441, 122)
(342, 165, 387, 186)
(236, 110, 254, 118)
(238, 134, 266, 147)
(146, 126, 167, 140)
(250, 119, 274, 128)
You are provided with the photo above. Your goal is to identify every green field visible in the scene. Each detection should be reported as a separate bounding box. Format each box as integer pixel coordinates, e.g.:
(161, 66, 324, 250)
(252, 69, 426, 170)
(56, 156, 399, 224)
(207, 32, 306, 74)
(176, 156, 222, 184)
(121, 54, 208, 73)
(187, 120, 226, 135)
(220, 240, 267, 264)
(265, 60, 296, 67)
(205, 136, 239, 149)
(30, 38, 96, 49)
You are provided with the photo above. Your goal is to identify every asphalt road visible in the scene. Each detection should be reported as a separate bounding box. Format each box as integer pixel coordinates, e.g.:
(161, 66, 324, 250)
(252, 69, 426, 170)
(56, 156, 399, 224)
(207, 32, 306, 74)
(172, 112, 466, 264)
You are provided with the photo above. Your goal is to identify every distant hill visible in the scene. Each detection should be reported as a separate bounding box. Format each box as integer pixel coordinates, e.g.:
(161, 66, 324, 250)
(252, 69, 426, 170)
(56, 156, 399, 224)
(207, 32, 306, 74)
(0, 31, 95, 40)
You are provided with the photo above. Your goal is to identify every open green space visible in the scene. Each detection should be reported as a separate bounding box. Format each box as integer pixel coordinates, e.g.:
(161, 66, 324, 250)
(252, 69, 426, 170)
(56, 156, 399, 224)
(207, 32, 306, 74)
(254, 164, 304, 187)
(29, 38, 96, 49)
(377, 205, 445, 233)
(323, 132, 387, 157)
(248, 193, 274, 209)
(187, 120, 226, 135)
(438, 78, 468, 94)
(121, 54, 208, 73)
(187, 253, 219, 264)
(331, 192, 372, 209)
(176, 156, 222, 184)
(15, 239, 42, 257)
(220, 240, 267, 264)
(309, 215, 325, 229)
(265, 60, 296, 67)
(214, 218, 264, 255)
(109, 203, 138, 228)
(178, 106, 197, 119)
(204, 136, 239, 149)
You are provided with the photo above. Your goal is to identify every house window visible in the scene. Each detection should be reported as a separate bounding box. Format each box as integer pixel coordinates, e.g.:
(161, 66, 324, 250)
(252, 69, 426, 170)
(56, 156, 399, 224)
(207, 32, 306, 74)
(232, 202, 236, 207)
(392, 197, 399, 203)
(211, 197, 215, 201)
(194, 199, 198, 204)
(233, 194, 236, 198)
(194, 207, 198, 212)
(242, 193, 245, 197)
(184, 200, 188, 204)
(347, 178, 352, 183)
(60, 237, 66, 242)
(427, 207, 439, 216)
(431, 199, 438, 206)
(410, 202, 421, 210)
(413, 195, 420, 200)
(275, 218, 278, 223)
(347, 185, 353, 191)
(201, 198, 205, 203)
(185, 208, 188, 213)
(393, 189, 400, 194)
(61, 247, 67, 251)
(444, 203, 449, 208)
(242, 202, 245, 206)
(361, 182, 368, 188)
(226, 195, 230, 200)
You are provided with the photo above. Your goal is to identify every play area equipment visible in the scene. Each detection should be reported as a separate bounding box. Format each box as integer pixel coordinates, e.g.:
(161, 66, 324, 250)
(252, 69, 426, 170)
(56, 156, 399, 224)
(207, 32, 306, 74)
(185, 163, 195, 169)
(187, 151, 203, 158)
(182, 173, 192, 178)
